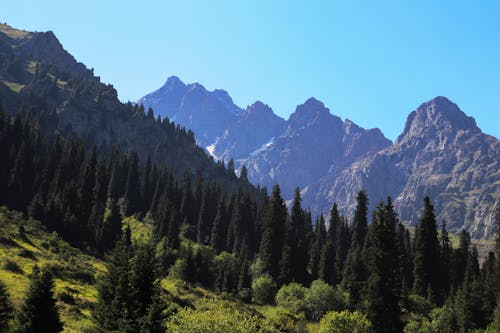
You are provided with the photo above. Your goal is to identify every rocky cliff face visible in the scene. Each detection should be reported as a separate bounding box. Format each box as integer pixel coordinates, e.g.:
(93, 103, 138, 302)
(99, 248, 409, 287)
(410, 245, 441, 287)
(302, 97, 499, 239)
(137, 76, 241, 147)
(213, 101, 286, 162)
(242, 98, 392, 198)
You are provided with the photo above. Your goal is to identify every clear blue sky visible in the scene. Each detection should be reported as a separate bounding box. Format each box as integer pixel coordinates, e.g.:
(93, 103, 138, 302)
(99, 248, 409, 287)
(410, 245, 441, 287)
(3, 1, 499, 140)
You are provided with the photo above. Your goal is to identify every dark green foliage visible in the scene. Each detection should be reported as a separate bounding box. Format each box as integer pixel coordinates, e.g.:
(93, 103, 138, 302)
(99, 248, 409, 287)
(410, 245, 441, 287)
(289, 188, 310, 285)
(13, 266, 63, 333)
(0, 280, 13, 332)
(413, 197, 440, 304)
(319, 203, 340, 285)
(351, 191, 368, 248)
(309, 214, 327, 281)
(366, 199, 403, 333)
(94, 238, 165, 332)
(342, 191, 370, 309)
(258, 185, 287, 280)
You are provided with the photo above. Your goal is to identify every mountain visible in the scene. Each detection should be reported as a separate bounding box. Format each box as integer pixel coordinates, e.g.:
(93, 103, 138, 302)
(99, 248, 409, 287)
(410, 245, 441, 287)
(212, 101, 287, 161)
(137, 76, 241, 147)
(302, 96, 499, 239)
(242, 98, 392, 198)
(0, 23, 256, 194)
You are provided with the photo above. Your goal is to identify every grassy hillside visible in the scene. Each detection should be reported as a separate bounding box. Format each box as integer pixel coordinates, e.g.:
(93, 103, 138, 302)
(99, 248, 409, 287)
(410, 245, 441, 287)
(0, 207, 313, 332)
(0, 206, 105, 332)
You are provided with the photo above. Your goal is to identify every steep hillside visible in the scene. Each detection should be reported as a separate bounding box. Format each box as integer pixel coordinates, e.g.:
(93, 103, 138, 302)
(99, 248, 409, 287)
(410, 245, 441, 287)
(0, 23, 254, 194)
(0, 207, 104, 332)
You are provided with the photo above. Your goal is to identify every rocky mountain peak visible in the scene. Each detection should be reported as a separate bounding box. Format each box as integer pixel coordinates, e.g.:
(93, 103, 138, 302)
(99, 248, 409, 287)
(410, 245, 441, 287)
(289, 97, 338, 129)
(397, 96, 480, 144)
(245, 101, 273, 116)
(163, 75, 186, 91)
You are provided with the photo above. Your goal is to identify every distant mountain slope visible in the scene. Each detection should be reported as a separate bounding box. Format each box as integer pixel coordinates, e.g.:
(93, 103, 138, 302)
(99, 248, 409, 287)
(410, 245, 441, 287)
(302, 97, 499, 239)
(0, 23, 255, 194)
(137, 76, 241, 147)
(242, 98, 392, 198)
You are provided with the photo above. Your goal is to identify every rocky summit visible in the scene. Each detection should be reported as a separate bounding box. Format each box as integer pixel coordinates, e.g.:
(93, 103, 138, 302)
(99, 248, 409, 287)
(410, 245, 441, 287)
(302, 97, 499, 239)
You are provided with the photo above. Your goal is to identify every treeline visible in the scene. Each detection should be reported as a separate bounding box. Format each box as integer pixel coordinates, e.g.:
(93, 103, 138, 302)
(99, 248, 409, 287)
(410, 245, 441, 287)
(0, 108, 499, 333)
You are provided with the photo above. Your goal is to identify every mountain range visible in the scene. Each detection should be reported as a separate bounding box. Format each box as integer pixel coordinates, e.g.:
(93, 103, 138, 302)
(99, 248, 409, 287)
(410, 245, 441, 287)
(139, 78, 499, 239)
(0, 22, 497, 239)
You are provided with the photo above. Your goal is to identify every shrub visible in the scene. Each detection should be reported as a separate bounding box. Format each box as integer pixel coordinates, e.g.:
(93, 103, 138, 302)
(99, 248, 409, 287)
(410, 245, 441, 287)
(3, 260, 23, 274)
(305, 280, 347, 321)
(275, 283, 308, 314)
(18, 248, 36, 260)
(406, 294, 434, 316)
(318, 310, 372, 333)
(166, 303, 270, 333)
(252, 274, 277, 305)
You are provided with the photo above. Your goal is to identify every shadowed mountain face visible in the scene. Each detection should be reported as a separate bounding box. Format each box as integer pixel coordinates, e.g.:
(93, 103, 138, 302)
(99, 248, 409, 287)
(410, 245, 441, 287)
(137, 76, 242, 148)
(242, 98, 392, 199)
(301, 97, 499, 239)
(0, 23, 256, 195)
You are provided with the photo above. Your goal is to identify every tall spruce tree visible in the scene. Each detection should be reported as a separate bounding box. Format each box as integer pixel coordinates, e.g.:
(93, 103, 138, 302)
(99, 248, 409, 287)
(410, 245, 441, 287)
(319, 203, 340, 285)
(289, 188, 309, 284)
(259, 185, 287, 280)
(366, 199, 403, 333)
(14, 267, 63, 333)
(413, 196, 440, 303)
(309, 214, 327, 281)
(342, 191, 369, 308)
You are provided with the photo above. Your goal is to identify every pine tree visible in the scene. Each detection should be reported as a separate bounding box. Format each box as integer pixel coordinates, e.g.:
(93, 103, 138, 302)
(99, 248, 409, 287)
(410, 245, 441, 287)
(413, 196, 440, 303)
(366, 199, 403, 333)
(278, 224, 294, 285)
(125, 152, 141, 215)
(319, 203, 340, 285)
(258, 185, 287, 280)
(351, 190, 368, 248)
(210, 195, 227, 252)
(439, 220, 452, 300)
(0, 279, 13, 332)
(289, 188, 309, 284)
(309, 214, 326, 281)
(94, 238, 133, 331)
(342, 191, 369, 308)
(14, 267, 63, 333)
(129, 243, 161, 328)
(99, 200, 123, 250)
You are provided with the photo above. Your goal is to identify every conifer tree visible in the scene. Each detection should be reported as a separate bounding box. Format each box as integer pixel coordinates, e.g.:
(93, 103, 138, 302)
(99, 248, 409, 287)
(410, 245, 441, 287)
(366, 199, 402, 333)
(351, 190, 368, 248)
(210, 195, 227, 252)
(342, 191, 369, 308)
(413, 196, 440, 303)
(259, 185, 287, 280)
(94, 238, 133, 331)
(0, 279, 13, 332)
(290, 188, 309, 284)
(278, 224, 294, 285)
(14, 267, 63, 333)
(125, 152, 141, 215)
(319, 203, 340, 285)
(439, 220, 452, 300)
(309, 214, 326, 281)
